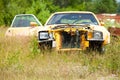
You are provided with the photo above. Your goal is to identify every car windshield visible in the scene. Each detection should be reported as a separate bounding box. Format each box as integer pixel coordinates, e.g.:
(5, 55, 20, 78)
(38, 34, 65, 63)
(47, 13, 99, 25)
(11, 15, 41, 27)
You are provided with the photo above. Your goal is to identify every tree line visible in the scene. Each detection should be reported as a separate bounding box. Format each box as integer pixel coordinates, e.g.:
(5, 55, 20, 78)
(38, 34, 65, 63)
(0, 0, 119, 26)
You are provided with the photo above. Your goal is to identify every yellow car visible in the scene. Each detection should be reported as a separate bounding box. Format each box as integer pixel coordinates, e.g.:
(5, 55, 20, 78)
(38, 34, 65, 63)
(5, 14, 42, 37)
(38, 11, 110, 52)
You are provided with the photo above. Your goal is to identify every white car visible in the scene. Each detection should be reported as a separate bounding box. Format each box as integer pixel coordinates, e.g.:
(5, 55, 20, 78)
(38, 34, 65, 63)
(5, 14, 43, 37)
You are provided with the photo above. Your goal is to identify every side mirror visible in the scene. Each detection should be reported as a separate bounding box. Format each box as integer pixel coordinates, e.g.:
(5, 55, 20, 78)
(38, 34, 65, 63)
(30, 22, 38, 27)
(100, 21, 105, 26)
(99, 19, 105, 26)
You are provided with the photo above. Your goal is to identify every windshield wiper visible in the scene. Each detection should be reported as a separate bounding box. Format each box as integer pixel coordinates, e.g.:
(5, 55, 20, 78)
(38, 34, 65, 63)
(52, 24, 72, 29)
(52, 24, 90, 30)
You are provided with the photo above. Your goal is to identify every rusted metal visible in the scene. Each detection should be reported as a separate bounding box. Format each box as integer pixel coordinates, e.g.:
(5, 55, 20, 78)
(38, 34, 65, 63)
(96, 14, 120, 23)
(108, 27, 120, 36)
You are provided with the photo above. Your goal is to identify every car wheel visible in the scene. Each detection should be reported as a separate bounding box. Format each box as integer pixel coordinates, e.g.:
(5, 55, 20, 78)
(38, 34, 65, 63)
(88, 41, 105, 53)
(97, 46, 105, 54)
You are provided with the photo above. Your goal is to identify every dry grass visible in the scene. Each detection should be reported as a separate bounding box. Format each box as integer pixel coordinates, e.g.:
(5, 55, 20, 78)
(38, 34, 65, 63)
(0, 27, 120, 80)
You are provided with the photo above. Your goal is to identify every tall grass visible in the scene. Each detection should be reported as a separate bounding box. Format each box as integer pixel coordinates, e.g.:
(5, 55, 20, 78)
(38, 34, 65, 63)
(0, 27, 120, 80)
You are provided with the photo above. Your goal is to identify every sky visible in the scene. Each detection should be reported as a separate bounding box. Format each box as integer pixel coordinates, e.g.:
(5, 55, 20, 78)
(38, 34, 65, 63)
(116, 0, 120, 2)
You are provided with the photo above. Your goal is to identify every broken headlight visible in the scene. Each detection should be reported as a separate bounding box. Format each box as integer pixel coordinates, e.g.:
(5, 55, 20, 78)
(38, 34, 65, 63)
(93, 31, 103, 39)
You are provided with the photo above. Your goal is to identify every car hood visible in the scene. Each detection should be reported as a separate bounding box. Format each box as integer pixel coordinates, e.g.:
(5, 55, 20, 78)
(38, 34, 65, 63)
(44, 24, 108, 32)
(5, 26, 42, 37)
(43, 24, 110, 43)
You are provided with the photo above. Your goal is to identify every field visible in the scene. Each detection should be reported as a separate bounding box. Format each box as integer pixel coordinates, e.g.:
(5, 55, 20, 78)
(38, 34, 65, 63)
(0, 27, 120, 80)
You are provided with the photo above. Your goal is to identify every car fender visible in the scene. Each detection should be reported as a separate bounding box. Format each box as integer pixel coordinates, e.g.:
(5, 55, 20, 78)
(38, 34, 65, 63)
(93, 25, 110, 44)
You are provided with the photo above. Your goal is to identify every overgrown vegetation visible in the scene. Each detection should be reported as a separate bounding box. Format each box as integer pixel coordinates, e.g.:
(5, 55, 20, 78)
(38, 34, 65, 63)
(0, 0, 119, 26)
(0, 0, 119, 79)
(0, 27, 120, 80)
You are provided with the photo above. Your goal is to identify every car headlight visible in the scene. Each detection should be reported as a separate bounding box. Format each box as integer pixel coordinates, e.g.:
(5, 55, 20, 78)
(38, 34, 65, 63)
(39, 31, 49, 40)
(93, 31, 103, 39)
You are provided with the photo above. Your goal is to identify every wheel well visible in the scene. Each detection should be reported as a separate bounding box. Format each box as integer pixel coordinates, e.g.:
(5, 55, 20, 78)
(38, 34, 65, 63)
(89, 41, 103, 49)
(38, 41, 52, 50)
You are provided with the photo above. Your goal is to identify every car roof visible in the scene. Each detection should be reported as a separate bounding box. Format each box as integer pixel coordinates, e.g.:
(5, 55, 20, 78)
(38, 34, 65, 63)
(52, 11, 94, 14)
(15, 14, 35, 16)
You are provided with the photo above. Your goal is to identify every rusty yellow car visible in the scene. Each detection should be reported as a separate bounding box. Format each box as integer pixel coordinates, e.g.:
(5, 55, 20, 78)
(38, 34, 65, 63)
(5, 14, 42, 37)
(38, 11, 110, 53)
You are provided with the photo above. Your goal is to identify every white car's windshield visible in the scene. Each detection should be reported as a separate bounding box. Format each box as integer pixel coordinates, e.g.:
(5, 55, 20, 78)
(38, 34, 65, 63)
(12, 15, 41, 27)
(47, 13, 99, 25)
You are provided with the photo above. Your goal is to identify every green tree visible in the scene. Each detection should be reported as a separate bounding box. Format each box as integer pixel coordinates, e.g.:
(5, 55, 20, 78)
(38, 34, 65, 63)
(0, 0, 118, 26)
(117, 2, 120, 14)
(0, 0, 32, 26)
(94, 0, 117, 13)
(26, 0, 50, 24)
(0, 0, 4, 25)
(0, 0, 10, 26)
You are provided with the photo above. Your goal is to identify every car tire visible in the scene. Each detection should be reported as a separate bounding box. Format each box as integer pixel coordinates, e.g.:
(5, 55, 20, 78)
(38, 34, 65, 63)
(88, 41, 105, 53)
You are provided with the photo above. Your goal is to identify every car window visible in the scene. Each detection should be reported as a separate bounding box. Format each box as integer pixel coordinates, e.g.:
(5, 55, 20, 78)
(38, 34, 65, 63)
(12, 15, 41, 27)
(47, 13, 99, 25)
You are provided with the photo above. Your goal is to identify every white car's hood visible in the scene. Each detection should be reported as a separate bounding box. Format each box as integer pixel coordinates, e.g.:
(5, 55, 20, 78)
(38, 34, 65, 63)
(5, 26, 42, 37)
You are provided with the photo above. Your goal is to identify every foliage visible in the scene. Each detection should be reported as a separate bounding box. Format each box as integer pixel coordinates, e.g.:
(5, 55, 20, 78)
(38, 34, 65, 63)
(94, 0, 117, 13)
(117, 2, 120, 13)
(29, 36, 40, 58)
(0, 0, 119, 26)
(26, 0, 50, 24)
